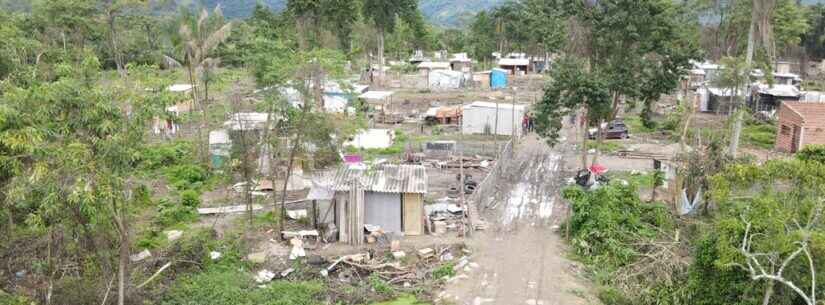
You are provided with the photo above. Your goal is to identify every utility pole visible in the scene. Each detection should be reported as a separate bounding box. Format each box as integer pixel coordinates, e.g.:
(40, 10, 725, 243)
(512, 87, 517, 151)
(459, 99, 467, 237)
(494, 98, 499, 158)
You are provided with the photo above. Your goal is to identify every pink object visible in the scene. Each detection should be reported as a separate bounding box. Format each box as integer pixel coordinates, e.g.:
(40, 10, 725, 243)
(589, 163, 608, 175)
(344, 155, 363, 163)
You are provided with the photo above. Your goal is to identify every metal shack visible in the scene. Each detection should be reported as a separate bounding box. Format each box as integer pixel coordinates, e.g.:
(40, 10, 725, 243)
(326, 164, 427, 244)
(462, 101, 526, 137)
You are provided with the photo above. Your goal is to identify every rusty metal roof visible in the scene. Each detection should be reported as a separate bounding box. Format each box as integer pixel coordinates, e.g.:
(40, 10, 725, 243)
(321, 164, 427, 194)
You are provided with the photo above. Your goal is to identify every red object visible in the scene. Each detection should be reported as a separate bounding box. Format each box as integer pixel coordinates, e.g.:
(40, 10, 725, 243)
(589, 163, 608, 175)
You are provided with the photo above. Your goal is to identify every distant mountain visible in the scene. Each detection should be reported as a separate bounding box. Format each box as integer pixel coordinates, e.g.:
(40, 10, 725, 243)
(156, 0, 503, 27)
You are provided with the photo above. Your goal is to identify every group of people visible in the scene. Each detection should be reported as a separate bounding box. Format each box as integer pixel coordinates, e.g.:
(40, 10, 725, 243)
(522, 113, 535, 133)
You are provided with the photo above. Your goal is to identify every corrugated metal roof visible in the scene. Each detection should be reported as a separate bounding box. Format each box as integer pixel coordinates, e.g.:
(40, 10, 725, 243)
(321, 164, 427, 194)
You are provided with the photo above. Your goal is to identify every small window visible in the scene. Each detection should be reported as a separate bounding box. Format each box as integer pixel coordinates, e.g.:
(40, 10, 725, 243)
(781, 125, 791, 135)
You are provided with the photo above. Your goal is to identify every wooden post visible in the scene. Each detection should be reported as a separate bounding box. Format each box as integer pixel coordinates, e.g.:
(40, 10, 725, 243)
(312, 200, 318, 230)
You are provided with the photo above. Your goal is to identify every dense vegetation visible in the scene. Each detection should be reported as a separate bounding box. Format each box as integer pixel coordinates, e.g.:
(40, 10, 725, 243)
(2, 0, 825, 304)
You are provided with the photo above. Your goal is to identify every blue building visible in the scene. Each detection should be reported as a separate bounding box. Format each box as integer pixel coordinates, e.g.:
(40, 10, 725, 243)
(490, 68, 508, 89)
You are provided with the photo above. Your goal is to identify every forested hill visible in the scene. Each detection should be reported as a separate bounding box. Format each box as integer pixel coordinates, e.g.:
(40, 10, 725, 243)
(154, 0, 505, 27)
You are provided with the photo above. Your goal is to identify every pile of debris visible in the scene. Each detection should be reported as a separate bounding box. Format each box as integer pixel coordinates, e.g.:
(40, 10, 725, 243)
(425, 198, 465, 235)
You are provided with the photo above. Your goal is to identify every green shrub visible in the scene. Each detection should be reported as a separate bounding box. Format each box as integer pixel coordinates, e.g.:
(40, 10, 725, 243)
(797, 144, 825, 163)
(180, 190, 201, 208)
(155, 198, 198, 227)
(562, 183, 673, 269)
(597, 287, 633, 305)
(432, 262, 455, 279)
(369, 273, 394, 295)
(0, 290, 32, 305)
(165, 164, 209, 190)
(141, 141, 193, 169)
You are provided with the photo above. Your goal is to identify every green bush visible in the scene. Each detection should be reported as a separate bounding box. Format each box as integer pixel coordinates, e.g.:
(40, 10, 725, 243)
(165, 164, 209, 191)
(797, 144, 825, 163)
(155, 198, 198, 227)
(597, 287, 633, 305)
(432, 262, 455, 279)
(0, 290, 32, 305)
(369, 273, 394, 295)
(180, 190, 201, 208)
(562, 183, 673, 269)
(141, 141, 193, 169)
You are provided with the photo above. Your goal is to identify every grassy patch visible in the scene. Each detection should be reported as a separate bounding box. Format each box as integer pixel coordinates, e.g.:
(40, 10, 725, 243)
(623, 115, 655, 134)
(742, 121, 775, 149)
(586, 140, 625, 153)
(432, 262, 456, 279)
(370, 295, 432, 305)
(607, 171, 655, 189)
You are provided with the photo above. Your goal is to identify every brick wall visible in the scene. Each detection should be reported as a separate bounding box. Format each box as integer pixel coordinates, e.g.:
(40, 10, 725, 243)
(775, 103, 825, 152)
(775, 104, 803, 152)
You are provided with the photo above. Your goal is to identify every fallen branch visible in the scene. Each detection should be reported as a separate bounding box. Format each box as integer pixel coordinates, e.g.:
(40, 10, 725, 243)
(136, 262, 172, 289)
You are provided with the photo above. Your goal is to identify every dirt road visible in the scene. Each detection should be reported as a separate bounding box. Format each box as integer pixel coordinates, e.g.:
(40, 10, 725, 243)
(442, 134, 598, 305)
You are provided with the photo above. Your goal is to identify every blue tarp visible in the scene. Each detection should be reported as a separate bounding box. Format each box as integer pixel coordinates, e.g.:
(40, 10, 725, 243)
(491, 68, 508, 89)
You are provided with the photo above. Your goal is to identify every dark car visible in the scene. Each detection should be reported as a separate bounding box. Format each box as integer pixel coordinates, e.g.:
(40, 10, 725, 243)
(589, 119, 629, 140)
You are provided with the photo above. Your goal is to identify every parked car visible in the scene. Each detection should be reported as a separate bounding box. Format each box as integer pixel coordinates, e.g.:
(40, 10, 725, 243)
(588, 119, 630, 140)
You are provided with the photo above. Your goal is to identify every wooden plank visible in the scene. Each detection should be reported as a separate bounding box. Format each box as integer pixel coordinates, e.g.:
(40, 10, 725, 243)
(403, 193, 424, 236)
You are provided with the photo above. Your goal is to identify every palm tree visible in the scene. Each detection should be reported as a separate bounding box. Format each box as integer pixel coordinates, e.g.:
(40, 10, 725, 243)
(164, 6, 232, 163)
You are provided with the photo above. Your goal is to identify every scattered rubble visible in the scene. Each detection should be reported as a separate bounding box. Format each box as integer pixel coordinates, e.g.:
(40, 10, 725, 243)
(254, 269, 276, 283)
(165, 230, 182, 241)
(130, 249, 152, 262)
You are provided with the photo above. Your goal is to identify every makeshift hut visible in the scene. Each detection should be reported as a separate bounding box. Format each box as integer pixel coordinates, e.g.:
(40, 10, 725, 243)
(428, 70, 465, 90)
(345, 129, 395, 150)
(424, 106, 462, 125)
(498, 57, 529, 75)
(417, 61, 451, 78)
(449, 53, 473, 73)
(462, 101, 526, 137)
(750, 84, 801, 112)
(311, 164, 428, 244)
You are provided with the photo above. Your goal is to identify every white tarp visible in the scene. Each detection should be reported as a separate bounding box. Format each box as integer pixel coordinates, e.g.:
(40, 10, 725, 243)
(428, 70, 464, 90)
(462, 101, 526, 137)
(346, 129, 394, 149)
(223, 112, 277, 131)
(359, 91, 395, 101)
(168, 84, 194, 93)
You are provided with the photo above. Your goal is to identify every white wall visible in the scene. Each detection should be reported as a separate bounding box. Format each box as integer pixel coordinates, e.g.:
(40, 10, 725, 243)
(462, 105, 525, 137)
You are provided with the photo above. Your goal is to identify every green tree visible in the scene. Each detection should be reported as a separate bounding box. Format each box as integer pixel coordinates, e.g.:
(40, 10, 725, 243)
(534, 57, 611, 169)
(361, 0, 419, 82)
(708, 159, 825, 305)
(571, 0, 698, 121)
(165, 6, 232, 164)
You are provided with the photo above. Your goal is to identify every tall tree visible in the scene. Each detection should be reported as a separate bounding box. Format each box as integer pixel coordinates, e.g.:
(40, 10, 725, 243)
(101, 0, 147, 80)
(571, 0, 698, 122)
(534, 57, 611, 169)
(165, 6, 232, 163)
(361, 0, 418, 83)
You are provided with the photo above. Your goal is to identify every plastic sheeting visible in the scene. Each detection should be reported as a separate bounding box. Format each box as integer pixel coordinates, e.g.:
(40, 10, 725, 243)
(428, 70, 465, 90)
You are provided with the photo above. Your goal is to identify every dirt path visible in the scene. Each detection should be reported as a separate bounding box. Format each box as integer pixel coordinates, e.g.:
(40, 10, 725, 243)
(442, 132, 598, 305)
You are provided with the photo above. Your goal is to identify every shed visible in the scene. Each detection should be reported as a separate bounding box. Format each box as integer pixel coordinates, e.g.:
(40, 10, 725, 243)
(462, 101, 526, 137)
(751, 84, 801, 112)
(315, 164, 428, 244)
(428, 69, 465, 90)
(498, 58, 530, 75)
(449, 53, 473, 73)
(775, 102, 825, 152)
(490, 68, 508, 89)
(417, 61, 452, 78)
